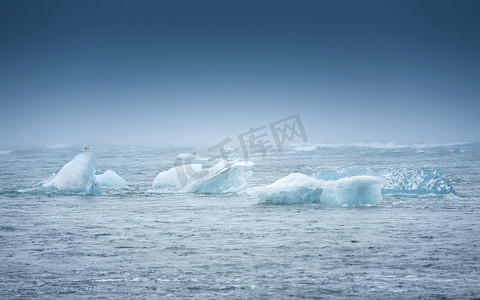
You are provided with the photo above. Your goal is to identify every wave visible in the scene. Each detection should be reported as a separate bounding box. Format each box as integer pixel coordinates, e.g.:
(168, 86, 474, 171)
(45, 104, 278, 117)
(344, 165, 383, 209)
(0, 149, 14, 155)
(289, 142, 474, 151)
(46, 144, 73, 149)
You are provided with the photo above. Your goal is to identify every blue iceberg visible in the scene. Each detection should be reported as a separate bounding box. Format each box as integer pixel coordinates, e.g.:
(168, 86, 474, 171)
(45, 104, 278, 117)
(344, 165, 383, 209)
(315, 167, 456, 195)
(381, 168, 456, 195)
(248, 173, 383, 205)
(42, 152, 101, 195)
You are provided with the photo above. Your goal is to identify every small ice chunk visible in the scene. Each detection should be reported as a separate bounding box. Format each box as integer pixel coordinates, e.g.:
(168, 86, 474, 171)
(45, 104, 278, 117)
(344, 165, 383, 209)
(96, 170, 129, 189)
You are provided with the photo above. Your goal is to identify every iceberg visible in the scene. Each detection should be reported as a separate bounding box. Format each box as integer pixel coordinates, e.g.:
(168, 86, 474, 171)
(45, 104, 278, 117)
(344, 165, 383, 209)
(248, 173, 323, 204)
(95, 170, 129, 189)
(152, 160, 254, 193)
(184, 161, 254, 193)
(315, 167, 456, 195)
(248, 173, 383, 205)
(381, 168, 456, 195)
(42, 152, 101, 195)
(152, 163, 204, 191)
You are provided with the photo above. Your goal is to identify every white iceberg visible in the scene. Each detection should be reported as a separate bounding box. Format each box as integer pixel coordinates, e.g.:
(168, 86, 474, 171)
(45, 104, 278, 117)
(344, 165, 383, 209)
(42, 152, 101, 194)
(95, 170, 129, 189)
(184, 161, 254, 193)
(152, 163, 204, 191)
(152, 160, 254, 193)
(248, 173, 383, 205)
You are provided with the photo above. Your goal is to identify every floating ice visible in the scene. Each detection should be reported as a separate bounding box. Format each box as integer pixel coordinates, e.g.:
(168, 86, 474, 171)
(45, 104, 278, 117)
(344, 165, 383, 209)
(153, 163, 204, 191)
(42, 152, 101, 194)
(381, 168, 456, 195)
(96, 170, 129, 189)
(315, 167, 456, 195)
(248, 173, 383, 205)
(184, 161, 254, 193)
(152, 160, 254, 193)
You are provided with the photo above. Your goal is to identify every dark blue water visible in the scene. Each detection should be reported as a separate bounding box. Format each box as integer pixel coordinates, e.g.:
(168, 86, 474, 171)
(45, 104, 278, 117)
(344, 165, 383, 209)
(1, 143, 479, 299)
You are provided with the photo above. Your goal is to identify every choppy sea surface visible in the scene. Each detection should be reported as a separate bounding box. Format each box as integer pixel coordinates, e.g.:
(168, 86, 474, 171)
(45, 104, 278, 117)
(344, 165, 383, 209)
(1, 143, 479, 299)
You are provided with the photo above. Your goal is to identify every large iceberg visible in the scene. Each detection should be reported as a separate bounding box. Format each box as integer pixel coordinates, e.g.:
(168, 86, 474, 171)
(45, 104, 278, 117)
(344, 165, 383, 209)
(381, 168, 456, 195)
(152, 160, 254, 193)
(42, 152, 101, 195)
(248, 173, 383, 205)
(95, 170, 129, 189)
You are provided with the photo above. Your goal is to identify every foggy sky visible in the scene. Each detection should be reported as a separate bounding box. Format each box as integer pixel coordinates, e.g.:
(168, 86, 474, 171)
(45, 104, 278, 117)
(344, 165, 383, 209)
(1, 0, 479, 147)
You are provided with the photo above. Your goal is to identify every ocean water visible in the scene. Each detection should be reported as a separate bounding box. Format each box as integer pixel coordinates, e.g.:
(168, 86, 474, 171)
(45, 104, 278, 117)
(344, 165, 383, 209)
(0, 143, 479, 299)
